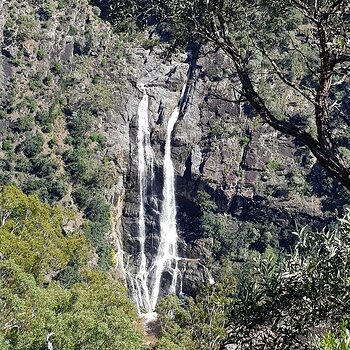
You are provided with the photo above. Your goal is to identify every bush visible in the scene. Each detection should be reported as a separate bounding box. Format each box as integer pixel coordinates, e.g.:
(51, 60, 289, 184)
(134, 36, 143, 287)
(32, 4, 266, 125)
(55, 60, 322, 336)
(64, 146, 91, 180)
(156, 264, 236, 350)
(11, 115, 35, 132)
(14, 155, 30, 172)
(51, 62, 63, 75)
(0, 262, 143, 349)
(195, 191, 231, 257)
(29, 156, 58, 177)
(67, 113, 93, 137)
(85, 193, 110, 227)
(227, 213, 350, 349)
(72, 185, 92, 209)
(318, 321, 350, 350)
(35, 109, 56, 127)
(46, 176, 69, 202)
(36, 48, 45, 60)
(90, 132, 107, 146)
(26, 96, 38, 113)
(2, 139, 13, 152)
(23, 133, 45, 158)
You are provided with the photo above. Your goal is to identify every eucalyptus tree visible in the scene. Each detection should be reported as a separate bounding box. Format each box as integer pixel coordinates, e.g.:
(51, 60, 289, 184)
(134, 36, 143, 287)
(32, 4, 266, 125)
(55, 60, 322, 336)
(224, 212, 350, 349)
(157, 0, 350, 190)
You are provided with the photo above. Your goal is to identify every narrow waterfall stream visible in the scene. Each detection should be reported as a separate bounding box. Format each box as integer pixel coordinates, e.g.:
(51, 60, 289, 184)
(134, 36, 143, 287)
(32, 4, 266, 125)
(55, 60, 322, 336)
(134, 83, 153, 313)
(149, 83, 187, 311)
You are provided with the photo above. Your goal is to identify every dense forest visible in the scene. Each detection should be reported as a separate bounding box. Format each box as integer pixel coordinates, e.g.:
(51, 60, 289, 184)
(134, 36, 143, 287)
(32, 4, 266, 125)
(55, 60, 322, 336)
(0, 0, 349, 349)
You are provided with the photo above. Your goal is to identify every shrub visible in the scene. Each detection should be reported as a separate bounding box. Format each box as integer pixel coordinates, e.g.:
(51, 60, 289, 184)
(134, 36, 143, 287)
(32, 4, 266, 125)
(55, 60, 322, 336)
(36, 48, 45, 60)
(35, 109, 56, 127)
(46, 176, 69, 202)
(11, 115, 35, 132)
(30, 156, 58, 177)
(67, 113, 93, 137)
(2, 139, 13, 152)
(227, 213, 350, 349)
(14, 155, 30, 172)
(26, 96, 38, 113)
(64, 146, 91, 180)
(0, 185, 143, 348)
(51, 62, 63, 75)
(23, 133, 45, 158)
(90, 132, 107, 146)
(318, 321, 350, 350)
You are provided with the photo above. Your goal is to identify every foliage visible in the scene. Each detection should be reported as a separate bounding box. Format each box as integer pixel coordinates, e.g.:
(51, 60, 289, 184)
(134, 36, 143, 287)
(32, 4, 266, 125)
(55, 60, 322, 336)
(84, 83, 112, 113)
(265, 160, 282, 172)
(22, 133, 45, 158)
(0, 186, 143, 349)
(0, 186, 87, 282)
(11, 116, 35, 133)
(0, 261, 143, 350)
(152, 0, 350, 190)
(195, 191, 231, 257)
(90, 0, 139, 31)
(29, 156, 58, 177)
(318, 321, 350, 350)
(224, 212, 350, 349)
(1, 0, 117, 273)
(195, 191, 281, 259)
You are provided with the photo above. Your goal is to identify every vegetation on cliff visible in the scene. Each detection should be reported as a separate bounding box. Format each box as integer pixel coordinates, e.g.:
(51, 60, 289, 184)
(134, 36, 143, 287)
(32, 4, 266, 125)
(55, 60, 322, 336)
(99, 0, 350, 190)
(1, 0, 123, 270)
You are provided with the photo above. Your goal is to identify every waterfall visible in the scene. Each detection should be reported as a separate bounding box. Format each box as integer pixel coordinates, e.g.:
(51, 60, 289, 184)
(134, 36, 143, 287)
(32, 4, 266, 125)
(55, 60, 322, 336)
(133, 70, 190, 314)
(134, 83, 153, 313)
(149, 84, 187, 311)
(198, 262, 215, 285)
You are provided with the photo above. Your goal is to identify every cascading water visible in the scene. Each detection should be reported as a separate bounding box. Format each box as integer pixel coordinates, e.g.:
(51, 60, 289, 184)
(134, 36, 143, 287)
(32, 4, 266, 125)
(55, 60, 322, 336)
(134, 83, 154, 313)
(132, 61, 194, 315)
(149, 83, 187, 311)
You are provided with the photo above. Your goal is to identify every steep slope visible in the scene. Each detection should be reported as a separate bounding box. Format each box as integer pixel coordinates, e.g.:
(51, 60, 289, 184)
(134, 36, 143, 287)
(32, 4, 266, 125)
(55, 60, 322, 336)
(0, 0, 347, 307)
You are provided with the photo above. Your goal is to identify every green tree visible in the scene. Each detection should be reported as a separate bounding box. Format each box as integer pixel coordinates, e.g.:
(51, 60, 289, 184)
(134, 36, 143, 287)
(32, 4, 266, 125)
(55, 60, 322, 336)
(318, 321, 350, 350)
(22, 133, 45, 158)
(0, 186, 143, 349)
(317, 321, 350, 350)
(195, 191, 231, 257)
(160, 0, 350, 190)
(225, 211, 350, 349)
(0, 261, 143, 350)
(0, 186, 87, 282)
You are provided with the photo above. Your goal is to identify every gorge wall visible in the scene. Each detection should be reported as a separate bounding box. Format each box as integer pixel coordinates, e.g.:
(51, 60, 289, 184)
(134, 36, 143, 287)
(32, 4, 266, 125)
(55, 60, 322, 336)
(0, 0, 346, 308)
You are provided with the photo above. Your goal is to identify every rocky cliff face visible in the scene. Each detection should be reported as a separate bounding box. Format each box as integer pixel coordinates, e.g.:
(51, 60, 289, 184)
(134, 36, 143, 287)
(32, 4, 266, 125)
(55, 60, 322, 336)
(0, 1, 344, 296)
(118, 46, 341, 295)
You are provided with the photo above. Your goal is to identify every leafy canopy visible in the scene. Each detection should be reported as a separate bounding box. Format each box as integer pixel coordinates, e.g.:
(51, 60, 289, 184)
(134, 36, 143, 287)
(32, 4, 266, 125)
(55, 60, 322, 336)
(0, 185, 87, 283)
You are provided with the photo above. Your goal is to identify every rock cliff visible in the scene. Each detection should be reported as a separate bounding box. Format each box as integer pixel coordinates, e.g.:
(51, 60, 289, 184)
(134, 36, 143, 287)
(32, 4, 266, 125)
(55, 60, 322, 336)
(0, 0, 346, 297)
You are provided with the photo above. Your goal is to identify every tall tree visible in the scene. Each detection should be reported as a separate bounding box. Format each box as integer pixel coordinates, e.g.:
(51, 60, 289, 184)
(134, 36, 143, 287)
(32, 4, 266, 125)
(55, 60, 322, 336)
(161, 0, 350, 189)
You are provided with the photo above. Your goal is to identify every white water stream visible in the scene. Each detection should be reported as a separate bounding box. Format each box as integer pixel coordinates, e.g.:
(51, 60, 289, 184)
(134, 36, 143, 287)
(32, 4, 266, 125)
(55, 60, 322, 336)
(149, 84, 187, 311)
(134, 83, 153, 313)
(130, 59, 218, 316)
(133, 81, 188, 314)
